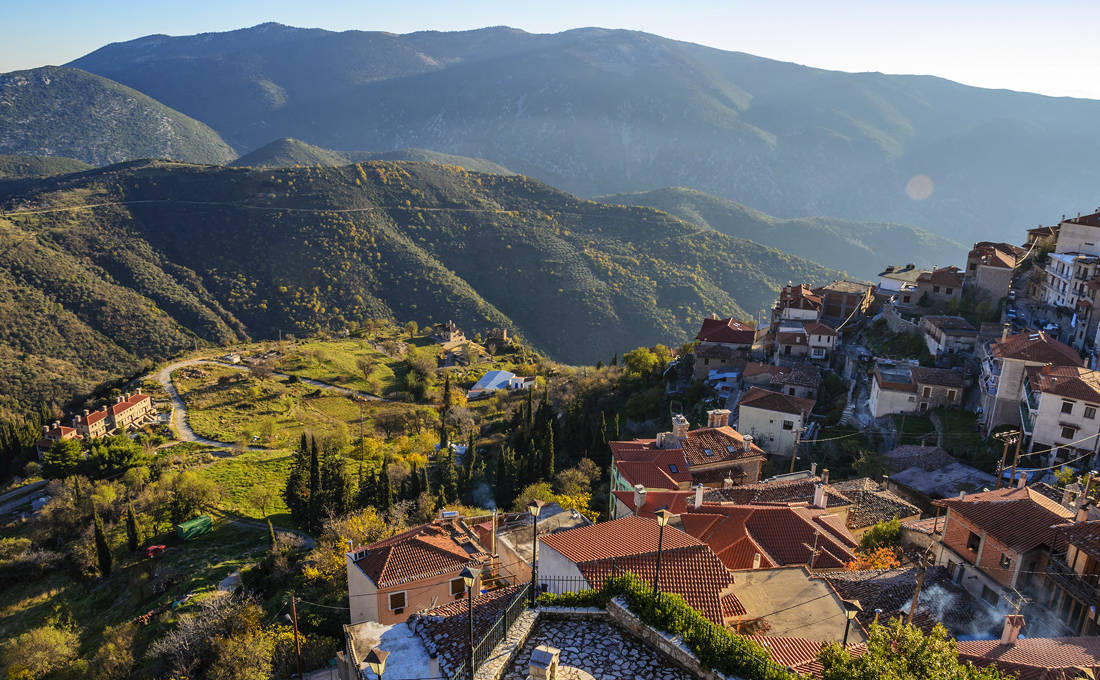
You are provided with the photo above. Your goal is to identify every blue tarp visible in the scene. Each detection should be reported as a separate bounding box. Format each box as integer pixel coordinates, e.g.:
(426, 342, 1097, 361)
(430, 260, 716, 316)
(469, 370, 515, 393)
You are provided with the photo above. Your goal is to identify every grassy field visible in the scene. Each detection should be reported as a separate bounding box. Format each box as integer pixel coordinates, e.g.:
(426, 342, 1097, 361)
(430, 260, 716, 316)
(277, 337, 406, 395)
(892, 413, 937, 446)
(195, 449, 296, 527)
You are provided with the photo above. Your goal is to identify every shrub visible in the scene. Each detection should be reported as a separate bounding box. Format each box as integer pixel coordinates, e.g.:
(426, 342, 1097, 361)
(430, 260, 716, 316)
(859, 518, 902, 551)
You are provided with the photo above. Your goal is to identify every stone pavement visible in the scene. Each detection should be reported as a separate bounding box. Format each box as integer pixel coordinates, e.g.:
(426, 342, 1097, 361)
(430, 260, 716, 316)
(500, 618, 694, 680)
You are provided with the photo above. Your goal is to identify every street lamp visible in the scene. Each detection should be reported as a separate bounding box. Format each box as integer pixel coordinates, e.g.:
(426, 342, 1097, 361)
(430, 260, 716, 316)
(842, 599, 863, 647)
(365, 648, 388, 680)
(528, 499, 544, 606)
(653, 508, 678, 600)
(461, 565, 478, 680)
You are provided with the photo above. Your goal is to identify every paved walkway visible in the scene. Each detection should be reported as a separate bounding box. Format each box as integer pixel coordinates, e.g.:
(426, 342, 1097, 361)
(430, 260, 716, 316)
(152, 358, 387, 450)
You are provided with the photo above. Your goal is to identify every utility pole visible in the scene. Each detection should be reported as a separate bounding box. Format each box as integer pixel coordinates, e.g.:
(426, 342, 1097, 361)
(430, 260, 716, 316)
(993, 430, 1019, 489)
(802, 532, 822, 570)
(1009, 431, 1024, 487)
(906, 552, 932, 626)
(789, 426, 807, 474)
(291, 595, 303, 680)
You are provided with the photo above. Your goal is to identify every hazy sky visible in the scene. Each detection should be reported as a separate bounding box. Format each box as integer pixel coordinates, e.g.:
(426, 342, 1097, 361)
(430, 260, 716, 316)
(5, 0, 1099, 99)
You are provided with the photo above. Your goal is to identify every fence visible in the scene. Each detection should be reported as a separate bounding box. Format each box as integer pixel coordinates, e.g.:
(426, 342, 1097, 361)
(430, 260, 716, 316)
(446, 582, 530, 680)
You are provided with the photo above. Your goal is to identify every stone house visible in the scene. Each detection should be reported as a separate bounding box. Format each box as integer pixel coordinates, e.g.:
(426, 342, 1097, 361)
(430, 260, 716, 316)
(346, 520, 488, 625)
(915, 266, 965, 306)
(869, 363, 964, 418)
(812, 280, 874, 324)
(965, 242, 1021, 302)
(433, 320, 465, 344)
(742, 362, 821, 400)
(978, 329, 1082, 436)
(920, 315, 978, 358)
(692, 316, 755, 380)
(771, 284, 822, 326)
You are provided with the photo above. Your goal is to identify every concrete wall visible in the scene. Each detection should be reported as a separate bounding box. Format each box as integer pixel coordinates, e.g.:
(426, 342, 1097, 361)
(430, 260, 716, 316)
(737, 404, 804, 457)
(870, 378, 917, 418)
(1029, 390, 1100, 458)
(973, 265, 1013, 302)
(347, 555, 379, 624)
(1055, 222, 1100, 256)
(538, 544, 588, 594)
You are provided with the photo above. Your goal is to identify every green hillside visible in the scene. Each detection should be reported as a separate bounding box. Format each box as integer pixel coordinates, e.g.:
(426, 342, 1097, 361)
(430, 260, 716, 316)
(342, 148, 513, 175)
(0, 66, 236, 165)
(599, 186, 966, 279)
(0, 154, 92, 179)
(0, 160, 840, 410)
(69, 23, 1100, 241)
(232, 138, 514, 174)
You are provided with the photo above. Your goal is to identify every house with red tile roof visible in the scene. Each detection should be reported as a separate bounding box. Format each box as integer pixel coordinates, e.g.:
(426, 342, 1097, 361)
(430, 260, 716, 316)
(70, 392, 154, 439)
(693, 316, 756, 380)
(1020, 364, 1100, 464)
(609, 412, 767, 493)
(957, 625, 1100, 680)
(931, 486, 1073, 609)
(773, 321, 838, 362)
(35, 420, 80, 459)
(742, 361, 822, 400)
(1046, 513, 1100, 636)
(966, 242, 1022, 303)
(915, 265, 964, 305)
(869, 362, 964, 418)
(736, 387, 815, 459)
(772, 284, 823, 326)
(979, 330, 1082, 436)
(72, 407, 111, 439)
(346, 519, 489, 624)
(537, 515, 744, 625)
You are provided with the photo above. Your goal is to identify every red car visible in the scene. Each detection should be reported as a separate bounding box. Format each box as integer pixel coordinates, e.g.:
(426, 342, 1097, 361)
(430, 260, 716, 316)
(146, 545, 166, 559)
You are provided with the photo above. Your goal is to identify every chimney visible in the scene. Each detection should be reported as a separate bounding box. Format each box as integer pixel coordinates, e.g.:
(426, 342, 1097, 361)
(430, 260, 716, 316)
(671, 414, 690, 440)
(694, 485, 704, 510)
(1002, 323, 1011, 342)
(706, 409, 731, 428)
(959, 490, 967, 500)
(1017, 473, 1027, 489)
(83, 409, 89, 416)
(752, 553, 762, 569)
(42, 425, 48, 435)
(882, 475, 889, 490)
(710, 313, 718, 320)
(810, 462, 817, 476)
(813, 483, 827, 509)
(633, 484, 647, 513)
(723, 476, 734, 489)
(821, 468, 830, 485)
(1063, 482, 1082, 508)
(1000, 615, 1026, 646)
(1077, 502, 1091, 523)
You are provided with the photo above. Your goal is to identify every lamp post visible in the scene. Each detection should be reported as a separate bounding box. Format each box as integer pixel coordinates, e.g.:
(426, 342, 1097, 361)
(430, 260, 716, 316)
(461, 565, 477, 680)
(365, 648, 389, 680)
(842, 599, 863, 647)
(653, 508, 677, 600)
(528, 499, 544, 606)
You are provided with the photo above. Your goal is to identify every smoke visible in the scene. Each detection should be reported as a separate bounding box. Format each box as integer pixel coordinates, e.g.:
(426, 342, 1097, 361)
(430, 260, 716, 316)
(470, 481, 496, 510)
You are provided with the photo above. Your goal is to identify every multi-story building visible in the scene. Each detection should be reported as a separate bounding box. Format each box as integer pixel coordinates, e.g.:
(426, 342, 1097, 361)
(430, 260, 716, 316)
(812, 280, 874, 324)
(609, 411, 767, 491)
(869, 363, 965, 418)
(876, 264, 926, 307)
(346, 519, 488, 625)
(1048, 513, 1100, 636)
(1019, 365, 1100, 466)
(737, 387, 815, 458)
(978, 330, 1082, 435)
(920, 315, 978, 358)
(1040, 251, 1100, 311)
(773, 321, 838, 362)
(692, 316, 755, 380)
(35, 421, 80, 459)
(915, 266, 964, 306)
(932, 487, 1073, 609)
(108, 393, 153, 431)
(965, 242, 1021, 302)
(1052, 210, 1100, 256)
(771, 284, 822, 326)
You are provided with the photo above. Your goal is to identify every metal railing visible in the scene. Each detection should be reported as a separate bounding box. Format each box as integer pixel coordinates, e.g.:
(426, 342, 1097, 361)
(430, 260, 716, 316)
(446, 583, 530, 680)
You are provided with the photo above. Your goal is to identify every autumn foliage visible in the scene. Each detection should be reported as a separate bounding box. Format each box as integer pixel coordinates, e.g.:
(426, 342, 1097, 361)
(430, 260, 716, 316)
(846, 546, 902, 571)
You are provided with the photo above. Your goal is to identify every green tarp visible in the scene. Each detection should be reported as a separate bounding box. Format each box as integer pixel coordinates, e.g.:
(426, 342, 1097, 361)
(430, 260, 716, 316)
(175, 514, 212, 540)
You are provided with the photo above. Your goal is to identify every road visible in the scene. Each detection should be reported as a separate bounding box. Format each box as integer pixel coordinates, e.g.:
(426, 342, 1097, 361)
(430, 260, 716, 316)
(153, 358, 388, 449)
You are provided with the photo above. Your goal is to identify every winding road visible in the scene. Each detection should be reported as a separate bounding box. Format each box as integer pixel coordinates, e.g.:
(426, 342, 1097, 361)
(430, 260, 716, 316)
(153, 358, 387, 449)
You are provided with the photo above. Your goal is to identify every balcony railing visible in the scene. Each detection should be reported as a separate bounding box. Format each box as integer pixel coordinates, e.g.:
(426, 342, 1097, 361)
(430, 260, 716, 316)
(1023, 382, 1040, 412)
(1019, 401, 1034, 434)
(1047, 553, 1100, 608)
(981, 373, 999, 396)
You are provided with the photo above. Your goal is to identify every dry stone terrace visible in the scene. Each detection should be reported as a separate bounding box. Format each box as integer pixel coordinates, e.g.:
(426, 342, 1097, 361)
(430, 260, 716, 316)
(501, 618, 696, 680)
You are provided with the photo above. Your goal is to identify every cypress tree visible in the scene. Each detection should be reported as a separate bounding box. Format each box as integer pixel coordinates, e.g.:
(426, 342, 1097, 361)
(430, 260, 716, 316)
(614, 412, 622, 440)
(495, 446, 516, 508)
(308, 437, 321, 532)
(524, 389, 534, 431)
(378, 464, 392, 513)
(125, 501, 140, 552)
(597, 412, 609, 468)
(439, 450, 459, 505)
(267, 517, 278, 552)
(358, 463, 377, 508)
(543, 422, 555, 481)
(420, 466, 431, 497)
(440, 373, 452, 449)
(610, 353, 618, 366)
(93, 511, 112, 577)
(320, 452, 349, 518)
(409, 463, 422, 499)
(284, 435, 311, 526)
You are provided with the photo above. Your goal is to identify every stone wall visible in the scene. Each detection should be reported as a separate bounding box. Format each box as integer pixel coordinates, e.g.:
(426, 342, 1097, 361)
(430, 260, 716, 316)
(606, 599, 741, 680)
(883, 305, 921, 334)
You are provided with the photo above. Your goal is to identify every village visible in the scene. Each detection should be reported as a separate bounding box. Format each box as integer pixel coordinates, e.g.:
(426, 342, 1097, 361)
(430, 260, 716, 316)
(331, 209, 1100, 680)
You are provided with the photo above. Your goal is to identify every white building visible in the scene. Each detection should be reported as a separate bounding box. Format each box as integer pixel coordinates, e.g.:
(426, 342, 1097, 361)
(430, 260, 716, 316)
(1020, 364, 1100, 466)
(737, 387, 815, 458)
(978, 330, 1082, 435)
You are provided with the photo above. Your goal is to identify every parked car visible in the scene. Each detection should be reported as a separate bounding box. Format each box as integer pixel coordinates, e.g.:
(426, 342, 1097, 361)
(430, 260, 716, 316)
(1007, 290, 1016, 301)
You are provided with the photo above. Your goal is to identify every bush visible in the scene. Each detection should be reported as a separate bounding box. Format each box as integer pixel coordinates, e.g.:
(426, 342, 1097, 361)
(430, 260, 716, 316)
(860, 518, 901, 551)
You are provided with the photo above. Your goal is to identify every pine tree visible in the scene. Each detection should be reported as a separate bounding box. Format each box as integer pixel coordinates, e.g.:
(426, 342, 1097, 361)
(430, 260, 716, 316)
(610, 353, 618, 366)
(524, 389, 534, 431)
(283, 435, 311, 526)
(125, 501, 140, 552)
(267, 517, 278, 552)
(308, 437, 321, 531)
(93, 511, 112, 577)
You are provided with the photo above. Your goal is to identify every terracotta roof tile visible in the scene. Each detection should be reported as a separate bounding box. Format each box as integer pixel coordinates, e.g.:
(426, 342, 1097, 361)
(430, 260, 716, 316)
(680, 426, 767, 466)
(902, 515, 945, 536)
(615, 460, 682, 490)
(576, 545, 738, 624)
(826, 479, 920, 530)
(1053, 520, 1100, 561)
(408, 585, 524, 678)
(917, 266, 964, 287)
(818, 566, 978, 635)
(108, 393, 151, 416)
(1025, 364, 1100, 402)
(957, 636, 1100, 680)
(990, 332, 1081, 366)
(803, 321, 838, 336)
(933, 487, 1073, 553)
(703, 476, 850, 508)
(352, 521, 487, 588)
(909, 366, 966, 388)
(738, 387, 815, 416)
(696, 317, 756, 345)
(612, 489, 693, 516)
(539, 515, 702, 564)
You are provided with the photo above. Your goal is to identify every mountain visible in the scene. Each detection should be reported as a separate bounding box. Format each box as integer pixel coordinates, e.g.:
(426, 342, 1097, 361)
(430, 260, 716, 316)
(69, 24, 1100, 242)
(0, 154, 92, 179)
(599, 187, 965, 279)
(0, 160, 840, 409)
(0, 66, 236, 166)
(232, 137, 513, 174)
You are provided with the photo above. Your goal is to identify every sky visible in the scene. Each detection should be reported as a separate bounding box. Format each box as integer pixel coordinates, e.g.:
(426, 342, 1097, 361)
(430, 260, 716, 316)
(4, 0, 1100, 99)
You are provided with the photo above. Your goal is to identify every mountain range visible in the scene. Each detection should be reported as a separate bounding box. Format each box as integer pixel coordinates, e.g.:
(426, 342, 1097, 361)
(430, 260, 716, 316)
(0, 160, 839, 411)
(62, 23, 1100, 242)
(232, 137, 513, 175)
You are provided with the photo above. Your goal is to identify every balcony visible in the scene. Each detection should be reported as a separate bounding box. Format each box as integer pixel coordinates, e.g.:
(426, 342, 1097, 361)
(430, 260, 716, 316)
(1047, 553, 1100, 608)
(1023, 382, 1040, 412)
(1019, 400, 1034, 434)
(981, 373, 999, 397)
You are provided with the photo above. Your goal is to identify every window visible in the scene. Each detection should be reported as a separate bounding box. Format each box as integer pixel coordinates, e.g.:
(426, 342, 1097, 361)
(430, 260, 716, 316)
(922, 387, 932, 398)
(782, 420, 795, 430)
(967, 531, 981, 552)
(1087, 406, 1097, 420)
(981, 585, 999, 606)
(789, 388, 796, 396)
(725, 445, 736, 454)
(451, 578, 466, 598)
(1062, 400, 1075, 414)
(703, 448, 713, 457)
(668, 464, 678, 474)
(946, 288, 954, 294)
(947, 390, 956, 401)
(1062, 425, 1077, 439)
(999, 553, 1012, 569)
(933, 286, 941, 293)
(389, 591, 407, 612)
(903, 295, 911, 303)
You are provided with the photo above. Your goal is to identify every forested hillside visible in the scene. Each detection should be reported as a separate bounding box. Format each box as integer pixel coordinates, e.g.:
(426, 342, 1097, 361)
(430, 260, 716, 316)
(232, 137, 513, 174)
(0, 154, 92, 179)
(0, 160, 840, 409)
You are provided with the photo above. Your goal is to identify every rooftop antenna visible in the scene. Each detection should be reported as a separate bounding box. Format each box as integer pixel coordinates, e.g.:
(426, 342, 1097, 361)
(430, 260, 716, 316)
(668, 400, 684, 419)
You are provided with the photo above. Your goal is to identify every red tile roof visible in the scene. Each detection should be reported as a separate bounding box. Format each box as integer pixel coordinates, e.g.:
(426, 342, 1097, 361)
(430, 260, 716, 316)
(82, 409, 109, 426)
(803, 321, 838, 337)
(933, 487, 1074, 553)
(108, 393, 151, 416)
(902, 515, 945, 536)
(539, 515, 702, 564)
(614, 460, 682, 490)
(909, 366, 966, 388)
(1053, 520, 1100, 561)
(703, 476, 849, 508)
(696, 317, 756, 345)
(969, 242, 1019, 270)
(744, 635, 828, 673)
(352, 521, 487, 588)
(917, 265, 964, 287)
(609, 425, 765, 491)
(612, 489, 693, 516)
(957, 636, 1100, 680)
(738, 387, 815, 416)
(576, 544, 740, 624)
(776, 284, 823, 312)
(680, 504, 857, 570)
(990, 332, 1081, 366)
(1064, 210, 1100, 228)
(776, 331, 807, 346)
(1025, 364, 1100, 402)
